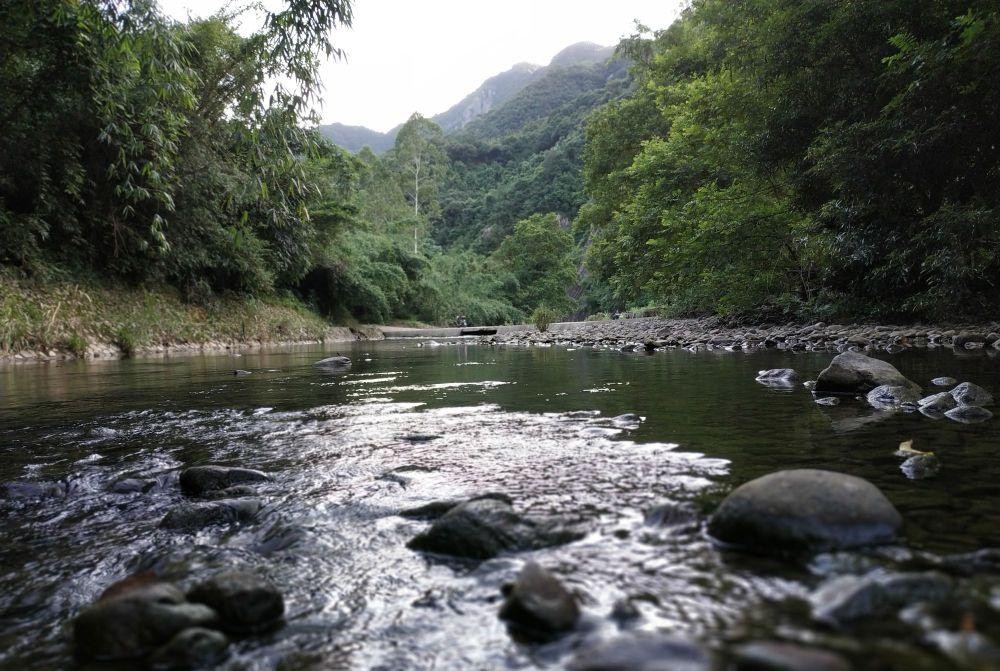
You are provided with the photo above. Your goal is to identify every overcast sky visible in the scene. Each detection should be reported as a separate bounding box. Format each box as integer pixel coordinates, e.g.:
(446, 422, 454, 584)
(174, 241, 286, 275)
(160, 0, 683, 132)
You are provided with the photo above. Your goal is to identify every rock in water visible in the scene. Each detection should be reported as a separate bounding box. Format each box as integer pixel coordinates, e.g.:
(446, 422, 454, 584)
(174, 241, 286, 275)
(866, 384, 922, 410)
(407, 497, 583, 560)
(73, 580, 218, 661)
(918, 392, 957, 412)
(950, 381, 993, 407)
(814, 351, 920, 395)
(900, 454, 940, 480)
(179, 465, 270, 497)
(499, 561, 579, 642)
(944, 405, 993, 424)
(188, 571, 284, 634)
(147, 627, 229, 670)
(567, 633, 712, 671)
(810, 570, 952, 624)
(159, 499, 261, 531)
(314, 355, 351, 370)
(731, 641, 851, 671)
(756, 368, 799, 383)
(931, 376, 957, 387)
(708, 469, 902, 557)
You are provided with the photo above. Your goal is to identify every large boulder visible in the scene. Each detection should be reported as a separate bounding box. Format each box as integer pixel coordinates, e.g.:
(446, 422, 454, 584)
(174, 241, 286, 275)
(567, 633, 712, 671)
(159, 498, 261, 531)
(708, 469, 902, 557)
(179, 465, 270, 497)
(407, 497, 583, 560)
(73, 579, 218, 662)
(814, 352, 920, 395)
(499, 561, 579, 642)
(188, 571, 284, 634)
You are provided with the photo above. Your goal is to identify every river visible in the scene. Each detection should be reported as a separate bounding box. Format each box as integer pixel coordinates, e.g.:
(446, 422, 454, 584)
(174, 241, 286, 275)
(1, 341, 998, 669)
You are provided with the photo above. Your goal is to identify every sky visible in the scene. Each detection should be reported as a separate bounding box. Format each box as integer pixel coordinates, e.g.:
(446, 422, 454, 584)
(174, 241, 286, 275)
(160, 0, 683, 132)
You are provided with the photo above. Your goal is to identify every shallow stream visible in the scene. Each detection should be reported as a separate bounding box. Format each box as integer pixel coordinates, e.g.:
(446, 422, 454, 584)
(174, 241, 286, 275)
(1, 341, 998, 669)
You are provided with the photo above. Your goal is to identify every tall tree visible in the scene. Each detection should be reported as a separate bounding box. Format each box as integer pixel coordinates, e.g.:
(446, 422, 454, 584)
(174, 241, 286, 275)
(391, 114, 446, 253)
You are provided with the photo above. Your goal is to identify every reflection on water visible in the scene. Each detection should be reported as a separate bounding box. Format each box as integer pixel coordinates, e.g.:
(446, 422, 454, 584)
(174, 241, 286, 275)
(0, 341, 998, 669)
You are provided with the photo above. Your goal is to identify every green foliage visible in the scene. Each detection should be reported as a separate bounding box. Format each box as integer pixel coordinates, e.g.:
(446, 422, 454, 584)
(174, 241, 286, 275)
(578, 0, 1000, 320)
(114, 326, 141, 357)
(531, 306, 559, 332)
(492, 213, 577, 316)
(64, 333, 88, 357)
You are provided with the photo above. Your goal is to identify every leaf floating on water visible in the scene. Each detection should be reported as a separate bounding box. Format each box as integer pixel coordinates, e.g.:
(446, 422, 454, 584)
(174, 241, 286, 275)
(895, 439, 933, 458)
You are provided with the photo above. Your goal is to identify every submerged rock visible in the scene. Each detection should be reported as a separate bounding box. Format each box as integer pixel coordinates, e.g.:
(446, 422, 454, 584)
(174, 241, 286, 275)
(756, 368, 799, 383)
(179, 465, 270, 497)
(567, 633, 712, 671)
(865, 384, 921, 410)
(188, 571, 284, 635)
(499, 561, 579, 642)
(314, 355, 351, 370)
(147, 627, 229, 670)
(814, 396, 840, 406)
(2, 480, 66, 499)
(936, 548, 1000, 576)
(900, 454, 940, 480)
(944, 405, 993, 424)
(109, 478, 155, 494)
(814, 351, 920, 395)
(810, 570, 952, 624)
(407, 497, 583, 560)
(708, 469, 902, 557)
(159, 499, 261, 531)
(731, 641, 851, 671)
(73, 579, 218, 662)
(399, 493, 513, 521)
(950, 381, 993, 407)
(928, 631, 1000, 671)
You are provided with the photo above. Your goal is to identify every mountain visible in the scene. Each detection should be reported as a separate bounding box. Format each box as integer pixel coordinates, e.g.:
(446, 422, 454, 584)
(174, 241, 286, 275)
(316, 42, 617, 153)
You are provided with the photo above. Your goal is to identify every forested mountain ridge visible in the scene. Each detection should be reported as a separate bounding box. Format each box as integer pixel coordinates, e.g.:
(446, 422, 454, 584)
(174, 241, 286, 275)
(316, 41, 616, 154)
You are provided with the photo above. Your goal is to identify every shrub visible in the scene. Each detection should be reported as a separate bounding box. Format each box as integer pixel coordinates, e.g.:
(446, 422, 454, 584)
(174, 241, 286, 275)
(115, 326, 141, 358)
(585, 312, 609, 321)
(65, 333, 88, 357)
(531, 306, 559, 332)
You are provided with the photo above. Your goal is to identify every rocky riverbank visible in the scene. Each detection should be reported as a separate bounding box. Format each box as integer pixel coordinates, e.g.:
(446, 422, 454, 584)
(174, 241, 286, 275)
(482, 316, 1000, 354)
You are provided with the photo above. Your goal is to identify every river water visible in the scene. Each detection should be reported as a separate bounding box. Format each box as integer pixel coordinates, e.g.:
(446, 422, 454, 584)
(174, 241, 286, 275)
(1, 341, 998, 669)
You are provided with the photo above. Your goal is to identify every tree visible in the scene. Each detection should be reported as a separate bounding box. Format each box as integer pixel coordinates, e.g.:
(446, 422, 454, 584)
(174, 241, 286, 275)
(493, 213, 577, 315)
(390, 113, 446, 253)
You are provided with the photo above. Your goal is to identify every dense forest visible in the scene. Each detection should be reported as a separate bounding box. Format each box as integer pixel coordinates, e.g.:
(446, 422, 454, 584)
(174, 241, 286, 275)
(2, 0, 998, 334)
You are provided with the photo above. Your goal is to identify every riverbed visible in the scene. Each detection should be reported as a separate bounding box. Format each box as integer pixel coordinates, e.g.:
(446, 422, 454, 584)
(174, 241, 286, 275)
(1, 341, 998, 669)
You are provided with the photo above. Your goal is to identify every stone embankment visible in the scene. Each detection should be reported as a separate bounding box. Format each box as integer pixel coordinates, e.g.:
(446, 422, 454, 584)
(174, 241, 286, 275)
(481, 317, 1000, 353)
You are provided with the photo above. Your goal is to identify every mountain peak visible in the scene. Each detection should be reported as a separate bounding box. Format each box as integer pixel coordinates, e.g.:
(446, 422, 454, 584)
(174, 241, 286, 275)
(548, 42, 614, 68)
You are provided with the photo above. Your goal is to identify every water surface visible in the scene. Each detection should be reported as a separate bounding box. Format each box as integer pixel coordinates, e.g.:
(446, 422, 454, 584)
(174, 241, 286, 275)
(1, 341, 998, 669)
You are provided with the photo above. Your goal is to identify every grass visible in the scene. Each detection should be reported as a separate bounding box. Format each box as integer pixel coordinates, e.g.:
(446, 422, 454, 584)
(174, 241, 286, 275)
(0, 271, 335, 357)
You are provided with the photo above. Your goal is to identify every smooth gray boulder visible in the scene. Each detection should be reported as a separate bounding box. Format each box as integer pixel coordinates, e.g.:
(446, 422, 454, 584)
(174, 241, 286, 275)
(73, 580, 218, 661)
(159, 499, 261, 531)
(147, 627, 229, 670)
(945, 405, 993, 424)
(499, 561, 579, 642)
(567, 633, 712, 671)
(865, 384, 921, 410)
(731, 641, 851, 671)
(900, 454, 940, 480)
(188, 571, 284, 634)
(756, 369, 799, 385)
(810, 570, 952, 624)
(179, 465, 270, 497)
(407, 497, 583, 560)
(919, 392, 958, 412)
(708, 469, 902, 556)
(950, 382, 993, 407)
(814, 352, 920, 395)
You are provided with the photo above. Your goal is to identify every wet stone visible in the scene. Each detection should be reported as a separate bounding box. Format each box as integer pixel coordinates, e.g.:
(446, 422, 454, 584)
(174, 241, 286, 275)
(109, 478, 155, 494)
(2, 481, 66, 499)
(755, 368, 798, 382)
(918, 392, 957, 413)
(814, 351, 921, 395)
(900, 454, 940, 480)
(944, 405, 993, 424)
(810, 570, 952, 625)
(498, 561, 579, 642)
(407, 497, 583, 560)
(159, 499, 261, 531)
(731, 641, 851, 671)
(865, 384, 922, 410)
(179, 465, 271, 497)
(567, 633, 712, 671)
(188, 571, 284, 635)
(73, 579, 218, 662)
(950, 382, 993, 407)
(147, 627, 229, 670)
(708, 469, 902, 557)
